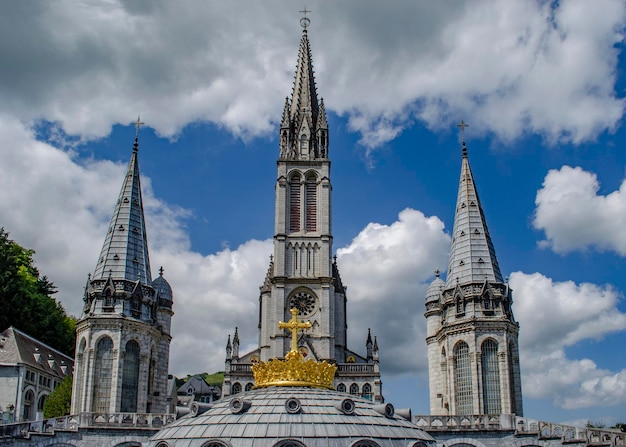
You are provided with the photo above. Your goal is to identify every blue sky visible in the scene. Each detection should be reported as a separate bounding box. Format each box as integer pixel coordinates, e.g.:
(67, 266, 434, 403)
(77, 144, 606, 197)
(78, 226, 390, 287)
(1, 0, 626, 427)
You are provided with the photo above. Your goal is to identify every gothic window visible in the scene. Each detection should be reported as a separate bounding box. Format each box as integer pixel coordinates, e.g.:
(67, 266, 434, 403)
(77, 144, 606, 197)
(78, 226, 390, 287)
(103, 288, 113, 310)
(148, 349, 156, 395)
(362, 383, 373, 401)
(454, 341, 473, 414)
(349, 383, 359, 396)
(456, 296, 464, 315)
(289, 173, 301, 232)
(481, 339, 501, 414)
(245, 383, 253, 391)
(305, 174, 317, 232)
(299, 133, 308, 156)
(92, 336, 114, 413)
(23, 390, 34, 420)
(337, 383, 346, 393)
(121, 340, 140, 412)
(232, 382, 242, 394)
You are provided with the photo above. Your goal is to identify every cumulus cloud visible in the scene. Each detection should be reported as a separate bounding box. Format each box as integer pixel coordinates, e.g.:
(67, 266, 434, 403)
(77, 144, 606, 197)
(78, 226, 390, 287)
(0, 0, 623, 149)
(534, 166, 626, 255)
(511, 271, 626, 409)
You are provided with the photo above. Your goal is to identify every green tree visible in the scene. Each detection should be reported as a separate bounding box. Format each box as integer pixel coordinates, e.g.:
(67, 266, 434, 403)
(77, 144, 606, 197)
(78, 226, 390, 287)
(43, 375, 72, 418)
(0, 228, 76, 355)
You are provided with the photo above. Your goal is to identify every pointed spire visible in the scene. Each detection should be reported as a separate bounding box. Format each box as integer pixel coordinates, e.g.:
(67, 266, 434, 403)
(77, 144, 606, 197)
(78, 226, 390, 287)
(226, 334, 232, 360)
(445, 125, 503, 288)
(93, 127, 152, 283)
(366, 328, 373, 346)
(232, 327, 240, 359)
(279, 13, 327, 160)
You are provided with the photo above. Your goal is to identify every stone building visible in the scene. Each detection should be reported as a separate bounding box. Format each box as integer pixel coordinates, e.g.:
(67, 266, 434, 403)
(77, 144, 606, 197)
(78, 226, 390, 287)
(71, 132, 174, 415)
(0, 327, 73, 423)
(424, 137, 523, 417)
(222, 16, 382, 403)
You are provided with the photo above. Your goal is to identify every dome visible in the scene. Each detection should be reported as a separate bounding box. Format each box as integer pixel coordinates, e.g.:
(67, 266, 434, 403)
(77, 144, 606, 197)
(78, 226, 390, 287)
(152, 267, 173, 302)
(149, 387, 435, 447)
(425, 271, 444, 304)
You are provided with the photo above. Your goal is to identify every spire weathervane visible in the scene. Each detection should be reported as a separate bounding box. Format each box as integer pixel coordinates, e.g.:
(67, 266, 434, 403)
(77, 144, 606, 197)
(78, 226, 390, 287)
(279, 308, 312, 354)
(300, 6, 311, 30)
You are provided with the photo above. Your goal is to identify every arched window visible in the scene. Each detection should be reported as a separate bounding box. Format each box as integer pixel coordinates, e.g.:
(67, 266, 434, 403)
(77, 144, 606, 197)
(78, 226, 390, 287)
(305, 174, 317, 232)
(481, 339, 501, 414)
(74, 338, 87, 411)
(37, 394, 46, 412)
(362, 383, 373, 401)
(273, 440, 307, 447)
(337, 383, 346, 393)
(92, 336, 114, 413)
(454, 341, 473, 414)
(23, 390, 34, 420)
(121, 340, 140, 412)
(351, 441, 381, 447)
(349, 383, 359, 396)
(232, 382, 241, 394)
(245, 383, 254, 391)
(289, 173, 301, 232)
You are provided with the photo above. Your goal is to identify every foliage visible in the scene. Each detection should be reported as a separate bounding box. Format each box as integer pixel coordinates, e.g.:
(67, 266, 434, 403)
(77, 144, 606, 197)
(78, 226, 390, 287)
(43, 375, 73, 418)
(0, 228, 76, 355)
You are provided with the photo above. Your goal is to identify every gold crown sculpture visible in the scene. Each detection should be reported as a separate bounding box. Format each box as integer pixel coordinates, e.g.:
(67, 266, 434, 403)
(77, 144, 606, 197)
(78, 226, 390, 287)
(252, 308, 337, 389)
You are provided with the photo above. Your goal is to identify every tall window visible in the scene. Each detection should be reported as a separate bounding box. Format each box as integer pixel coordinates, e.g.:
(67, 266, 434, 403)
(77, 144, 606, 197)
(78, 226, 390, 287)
(75, 338, 86, 411)
(121, 340, 140, 412)
(508, 341, 518, 413)
(289, 173, 301, 232)
(481, 339, 501, 414)
(349, 383, 359, 396)
(454, 341, 473, 414)
(362, 383, 373, 401)
(305, 174, 317, 232)
(92, 337, 114, 413)
(23, 390, 34, 420)
(232, 382, 241, 394)
(337, 383, 346, 393)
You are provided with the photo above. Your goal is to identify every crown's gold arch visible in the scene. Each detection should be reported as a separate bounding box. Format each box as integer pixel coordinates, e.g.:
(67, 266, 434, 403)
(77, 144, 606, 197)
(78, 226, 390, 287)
(252, 308, 337, 389)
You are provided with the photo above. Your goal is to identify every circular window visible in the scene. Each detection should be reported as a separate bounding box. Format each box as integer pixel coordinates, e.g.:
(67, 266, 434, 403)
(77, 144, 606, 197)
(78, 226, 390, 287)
(285, 397, 302, 414)
(289, 291, 316, 317)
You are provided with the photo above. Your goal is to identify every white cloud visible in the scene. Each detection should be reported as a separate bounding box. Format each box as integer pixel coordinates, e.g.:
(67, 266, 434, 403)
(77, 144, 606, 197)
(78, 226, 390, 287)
(534, 166, 626, 255)
(0, 0, 623, 149)
(511, 271, 626, 409)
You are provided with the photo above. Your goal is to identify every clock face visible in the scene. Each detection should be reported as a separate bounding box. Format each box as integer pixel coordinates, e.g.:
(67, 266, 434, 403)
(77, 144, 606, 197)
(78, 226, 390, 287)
(289, 291, 317, 317)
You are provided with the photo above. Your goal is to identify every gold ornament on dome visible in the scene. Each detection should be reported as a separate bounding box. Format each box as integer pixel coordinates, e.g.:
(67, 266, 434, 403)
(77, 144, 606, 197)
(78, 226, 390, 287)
(252, 308, 337, 389)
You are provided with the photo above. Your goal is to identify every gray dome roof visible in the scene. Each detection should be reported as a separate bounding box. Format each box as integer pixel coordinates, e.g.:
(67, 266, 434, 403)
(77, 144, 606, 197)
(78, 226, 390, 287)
(149, 387, 435, 447)
(152, 271, 173, 302)
(425, 275, 444, 304)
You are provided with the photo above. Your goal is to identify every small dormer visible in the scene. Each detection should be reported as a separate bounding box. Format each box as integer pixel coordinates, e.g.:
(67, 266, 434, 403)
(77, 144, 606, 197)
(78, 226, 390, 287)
(60, 360, 68, 375)
(47, 353, 56, 370)
(34, 347, 41, 364)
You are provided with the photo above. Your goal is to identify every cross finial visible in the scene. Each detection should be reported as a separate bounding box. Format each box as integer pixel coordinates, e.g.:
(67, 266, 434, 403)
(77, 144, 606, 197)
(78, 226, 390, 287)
(300, 6, 311, 30)
(279, 308, 312, 354)
(134, 115, 145, 139)
(457, 119, 469, 157)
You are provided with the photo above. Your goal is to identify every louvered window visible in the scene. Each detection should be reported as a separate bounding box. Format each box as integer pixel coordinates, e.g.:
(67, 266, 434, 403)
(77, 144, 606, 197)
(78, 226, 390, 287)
(121, 340, 140, 412)
(454, 341, 473, 414)
(481, 339, 501, 414)
(93, 337, 114, 413)
(289, 174, 301, 232)
(305, 175, 317, 231)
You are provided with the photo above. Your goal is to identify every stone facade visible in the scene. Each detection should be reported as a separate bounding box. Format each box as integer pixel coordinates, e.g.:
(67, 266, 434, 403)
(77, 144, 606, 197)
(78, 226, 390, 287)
(222, 23, 382, 403)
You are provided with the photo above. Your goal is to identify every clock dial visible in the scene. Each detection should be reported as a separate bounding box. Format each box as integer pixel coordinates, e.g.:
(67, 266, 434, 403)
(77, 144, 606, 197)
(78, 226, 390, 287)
(289, 291, 316, 317)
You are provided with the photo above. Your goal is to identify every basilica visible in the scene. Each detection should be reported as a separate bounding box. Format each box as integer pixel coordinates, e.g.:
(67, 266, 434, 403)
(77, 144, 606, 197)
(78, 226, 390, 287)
(0, 14, 624, 447)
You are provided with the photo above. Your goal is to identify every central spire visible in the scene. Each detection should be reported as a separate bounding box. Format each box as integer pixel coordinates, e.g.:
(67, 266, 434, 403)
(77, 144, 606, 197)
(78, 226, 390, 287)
(279, 13, 329, 161)
(93, 128, 152, 283)
(445, 126, 503, 288)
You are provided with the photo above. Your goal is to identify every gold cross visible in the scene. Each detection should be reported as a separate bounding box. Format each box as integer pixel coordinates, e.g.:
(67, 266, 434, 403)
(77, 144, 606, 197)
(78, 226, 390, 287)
(134, 115, 145, 139)
(279, 308, 312, 354)
(456, 119, 469, 142)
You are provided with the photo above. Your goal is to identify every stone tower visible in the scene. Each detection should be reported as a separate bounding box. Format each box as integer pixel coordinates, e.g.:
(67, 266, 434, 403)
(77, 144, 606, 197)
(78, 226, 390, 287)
(71, 131, 174, 415)
(223, 16, 382, 402)
(424, 135, 523, 416)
